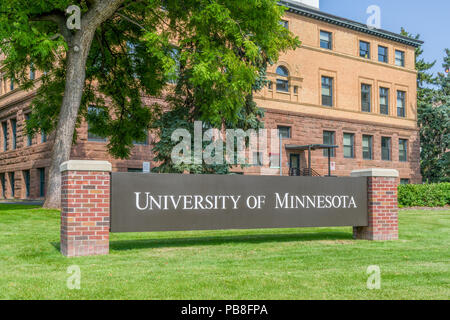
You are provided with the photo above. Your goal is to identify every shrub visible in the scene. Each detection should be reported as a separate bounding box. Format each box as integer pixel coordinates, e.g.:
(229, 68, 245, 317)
(398, 183, 450, 207)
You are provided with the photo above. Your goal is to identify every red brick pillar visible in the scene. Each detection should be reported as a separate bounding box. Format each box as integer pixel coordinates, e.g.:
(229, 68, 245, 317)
(60, 161, 112, 257)
(351, 169, 399, 241)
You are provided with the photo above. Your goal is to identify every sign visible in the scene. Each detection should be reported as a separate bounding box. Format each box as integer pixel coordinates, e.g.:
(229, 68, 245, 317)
(142, 162, 150, 173)
(331, 162, 336, 171)
(110, 173, 368, 233)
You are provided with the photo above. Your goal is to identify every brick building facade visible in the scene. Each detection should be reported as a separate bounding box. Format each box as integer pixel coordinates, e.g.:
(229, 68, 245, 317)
(0, 1, 422, 200)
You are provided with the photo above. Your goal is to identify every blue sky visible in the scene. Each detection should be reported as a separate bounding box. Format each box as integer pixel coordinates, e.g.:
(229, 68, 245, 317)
(320, 0, 450, 76)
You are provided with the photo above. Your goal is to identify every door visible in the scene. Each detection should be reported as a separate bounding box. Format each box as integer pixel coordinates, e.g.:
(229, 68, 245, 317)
(289, 154, 300, 176)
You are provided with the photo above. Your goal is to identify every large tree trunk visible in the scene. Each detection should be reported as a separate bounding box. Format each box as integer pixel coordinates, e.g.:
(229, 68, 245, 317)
(43, 0, 125, 209)
(43, 32, 95, 209)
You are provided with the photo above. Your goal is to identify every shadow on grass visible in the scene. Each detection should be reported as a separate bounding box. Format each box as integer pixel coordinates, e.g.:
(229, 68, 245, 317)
(108, 231, 353, 252)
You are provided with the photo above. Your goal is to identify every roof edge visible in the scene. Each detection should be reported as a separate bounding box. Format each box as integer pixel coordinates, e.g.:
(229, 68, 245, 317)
(279, 1, 424, 48)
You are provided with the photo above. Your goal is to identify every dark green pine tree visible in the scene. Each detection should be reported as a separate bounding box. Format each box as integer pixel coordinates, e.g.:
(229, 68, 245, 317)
(418, 49, 450, 183)
(400, 28, 436, 106)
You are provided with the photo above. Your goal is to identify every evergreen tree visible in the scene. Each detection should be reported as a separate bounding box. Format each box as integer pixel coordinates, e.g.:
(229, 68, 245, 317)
(418, 49, 450, 183)
(400, 28, 436, 105)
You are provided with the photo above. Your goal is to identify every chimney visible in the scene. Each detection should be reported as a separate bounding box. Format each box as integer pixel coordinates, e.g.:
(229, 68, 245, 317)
(289, 0, 320, 10)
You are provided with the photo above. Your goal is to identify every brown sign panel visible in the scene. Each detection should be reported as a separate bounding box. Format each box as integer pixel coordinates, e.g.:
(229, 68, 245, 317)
(110, 173, 368, 233)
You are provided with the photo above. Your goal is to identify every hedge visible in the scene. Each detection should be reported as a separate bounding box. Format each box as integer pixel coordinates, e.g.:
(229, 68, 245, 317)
(398, 183, 450, 207)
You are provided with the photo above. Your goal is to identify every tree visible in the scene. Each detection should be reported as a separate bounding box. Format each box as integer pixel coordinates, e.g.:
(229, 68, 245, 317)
(418, 49, 450, 183)
(0, 0, 299, 208)
(400, 28, 436, 105)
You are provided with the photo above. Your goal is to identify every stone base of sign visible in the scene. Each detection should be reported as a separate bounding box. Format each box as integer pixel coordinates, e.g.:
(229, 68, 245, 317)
(351, 169, 399, 241)
(60, 160, 112, 257)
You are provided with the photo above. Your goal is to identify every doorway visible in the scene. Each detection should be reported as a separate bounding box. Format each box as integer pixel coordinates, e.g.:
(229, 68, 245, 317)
(289, 154, 300, 176)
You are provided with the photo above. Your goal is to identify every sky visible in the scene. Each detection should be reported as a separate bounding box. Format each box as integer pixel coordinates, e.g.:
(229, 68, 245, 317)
(320, 0, 450, 76)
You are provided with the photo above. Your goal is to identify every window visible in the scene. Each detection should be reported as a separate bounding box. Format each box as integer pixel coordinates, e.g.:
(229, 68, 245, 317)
(320, 31, 332, 50)
(323, 131, 336, 157)
(293, 86, 298, 94)
(399, 139, 408, 162)
(268, 81, 273, 90)
(280, 20, 289, 29)
(381, 137, 391, 161)
(11, 119, 16, 150)
(361, 84, 372, 112)
(0, 173, 5, 198)
(41, 130, 47, 143)
(321, 76, 333, 107)
(269, 153, 280, 169)
(360, 41, 371, 59)
(23, 170, 30, 198)
(252, 152, 263, 167)
(39, 168, 45, 197)
(343, 133, 355, 158)
(87, 106, 107, 142)
(400, 179, 410, 185)
(397, 91, 406, 117)
(379, 87, 389, 115)
(395, 50, 405, 67)
(276, 66, 289, 92)
(9, 172, 14, 198)
(362, 135, 373, 160)
(10, 78, 14, 91)
(278, 126, 291, 139)
(378, 46, 388, 63)
(30, 63, 35, 80)
(2, 121, 7, 151)
(133, 131, 149, 145)
(25, 114, 32, 146)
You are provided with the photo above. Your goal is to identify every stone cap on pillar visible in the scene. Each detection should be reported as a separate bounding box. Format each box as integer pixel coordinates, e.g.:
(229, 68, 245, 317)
(60, 160, 112, 173)
(351, 168, 399, 178)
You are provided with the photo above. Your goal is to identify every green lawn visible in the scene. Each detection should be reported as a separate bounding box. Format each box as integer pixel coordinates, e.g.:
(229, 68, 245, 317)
(0, 204, 449, 300)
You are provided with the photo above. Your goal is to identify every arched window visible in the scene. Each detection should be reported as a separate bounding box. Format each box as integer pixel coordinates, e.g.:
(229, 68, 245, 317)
(276, 66, 289, 92)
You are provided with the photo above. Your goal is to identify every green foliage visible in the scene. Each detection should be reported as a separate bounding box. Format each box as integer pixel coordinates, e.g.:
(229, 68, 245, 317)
(400, 28, 436, 105)
(417, 48, 450, 183)
(0, 0, 299, 161)
(398, 183, 450, 207)
(418, 104, 450, 183)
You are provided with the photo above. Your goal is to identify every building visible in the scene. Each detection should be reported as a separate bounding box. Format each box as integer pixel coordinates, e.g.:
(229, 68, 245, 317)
(0, 0, 422, 200)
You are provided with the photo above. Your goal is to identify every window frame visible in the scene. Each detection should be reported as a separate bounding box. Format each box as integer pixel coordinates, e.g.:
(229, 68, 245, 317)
(381, 137, 392, 161)
(323, 131, 336, 157)
(399, 139, 408, 162)
(359, 41, 371, 59)
(379, 87, 389, 115)
(397, 90, 406, 117)
(320, 30, 332, 50)
(2, 121, 7, 151)
(321, 76, 333, 107)
(87, 106, 108, 142)
(361, 84, 372, 112)
(395, 50, 405, 67)
(378, 46, 388, 63)
(362, 135, 373, 160)
(275, 66, 290, 93)
(277, 126, 291, 139)
(343, 133, 355, 159)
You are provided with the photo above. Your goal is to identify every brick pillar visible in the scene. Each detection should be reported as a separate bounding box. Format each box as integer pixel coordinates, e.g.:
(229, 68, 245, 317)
(60, 160, 112, 257)
(351, 169, 399, 241)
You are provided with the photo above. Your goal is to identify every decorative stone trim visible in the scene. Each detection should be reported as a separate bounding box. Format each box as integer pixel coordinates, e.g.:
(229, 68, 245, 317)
(60, 160, 112, 173)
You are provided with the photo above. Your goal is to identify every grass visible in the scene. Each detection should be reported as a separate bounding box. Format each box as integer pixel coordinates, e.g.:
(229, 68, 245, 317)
(0, 204, 449, 300)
